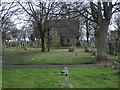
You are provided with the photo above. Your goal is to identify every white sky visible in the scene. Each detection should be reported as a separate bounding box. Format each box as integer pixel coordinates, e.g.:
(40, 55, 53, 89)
(1, 0, 119, 30)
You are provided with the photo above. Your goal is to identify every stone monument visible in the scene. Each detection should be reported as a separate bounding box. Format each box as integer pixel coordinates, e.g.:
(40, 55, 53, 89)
(60, 67, 73, 88)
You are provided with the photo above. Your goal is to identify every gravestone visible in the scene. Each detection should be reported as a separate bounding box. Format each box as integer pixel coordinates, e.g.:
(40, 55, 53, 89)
(112, 61, 120, 70)
(69, 47, 74, 52)
(60, 67, 73, 88)
(84, 47, 91, 52)
(91, 51, 96, 56)
(108, 42, 114, 55)
(69, 45, 76, 52)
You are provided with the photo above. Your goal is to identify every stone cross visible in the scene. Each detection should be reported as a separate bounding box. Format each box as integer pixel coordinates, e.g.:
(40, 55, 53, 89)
(60, 67, 73, 88)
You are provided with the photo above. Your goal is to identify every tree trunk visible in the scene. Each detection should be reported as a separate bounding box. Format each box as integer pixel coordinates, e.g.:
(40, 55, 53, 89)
(41, 36, 47, 52)
(0, 32, 2, 56)
(32, 41, 35, 48)
(86, 24, 89, 46)
(94, 23, 99, 50)
(108, 42, 114, 55)
(114, 39, 118, 56)
(19, 41, 21, 48)
(47, 29, 50, 51)
(96, 21, 109, 61)
(9, 42, 11, 48)
(37, 21, 47, 52)
(118, 29, 120, 61)
(24, 41, 27, 50)
(85, 13, 89, 47)
(118, 40, 120, 61)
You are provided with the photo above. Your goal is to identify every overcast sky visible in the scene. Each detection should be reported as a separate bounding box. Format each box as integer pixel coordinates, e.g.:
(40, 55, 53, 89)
(1, 0, 119, 31)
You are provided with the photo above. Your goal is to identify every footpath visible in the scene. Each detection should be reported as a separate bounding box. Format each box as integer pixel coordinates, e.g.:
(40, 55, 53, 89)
(2, 52, 112, 68)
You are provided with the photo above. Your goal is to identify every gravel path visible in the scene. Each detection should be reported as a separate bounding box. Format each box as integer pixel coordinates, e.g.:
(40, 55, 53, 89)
(2, 49, 66, 62)
(2, 49, 112, 68)
(2, 52, 40, 62)
(2, 61, 112, 68)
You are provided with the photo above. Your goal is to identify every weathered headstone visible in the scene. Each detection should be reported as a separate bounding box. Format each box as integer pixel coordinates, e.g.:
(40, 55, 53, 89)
(60, 67, 73, 88)
(69, 47, 74, 52)
(112, 61, 120, 70)
(108, 42, 114, 55)
(84, 47, 91, 52)
(69, 45, 76, 52)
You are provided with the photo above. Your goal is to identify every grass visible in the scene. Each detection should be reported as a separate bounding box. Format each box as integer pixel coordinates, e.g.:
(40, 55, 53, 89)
(3, 48, 119, 65)
(51, 46, 92, 49)
(0, 56, 1, 89)
(2, 66, 119, 88)
(51, 46, 70, 49)
(0, 68, 1, 89)
(3, 49, 95, 65)
(3, 48, 41, 58)
(108, 55, 119, 62)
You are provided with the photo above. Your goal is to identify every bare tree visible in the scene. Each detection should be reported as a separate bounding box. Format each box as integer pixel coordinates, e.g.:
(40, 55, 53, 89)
(74, 1, 120, 61)
(0, 1, 19, 50)
(114, 13, 120, 60)
(63, 1, 120, 61)
(0, 2, 1, 45)
(90, 1, 120, 61)
(18, 0, 64, 52)
(0, 1, 17, 55)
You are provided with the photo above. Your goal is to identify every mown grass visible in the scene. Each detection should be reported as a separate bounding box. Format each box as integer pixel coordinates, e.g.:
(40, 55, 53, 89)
(0, 56, 1, 89)
(0, 56, 2, 89)
(2, 66, 119, 88)
(51, 46, 70, 49)
(3, 48, 119, 65)
(108, 55, 119, 62)
(0, 68, 2, 89)
(4, 49, 95, 65)
(3, 48, 41, 58)
(51, 46, 91, 49)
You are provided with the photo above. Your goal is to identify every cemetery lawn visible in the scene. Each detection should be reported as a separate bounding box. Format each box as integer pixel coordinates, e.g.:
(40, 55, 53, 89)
(2, 66, 119, 88)
(3, 49, 96, 65)
(108, 55, 119, 62)
(3, 48, 41, 58)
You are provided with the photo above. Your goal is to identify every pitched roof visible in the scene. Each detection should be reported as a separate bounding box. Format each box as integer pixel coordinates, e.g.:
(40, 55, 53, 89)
(57, 28, 76, 38)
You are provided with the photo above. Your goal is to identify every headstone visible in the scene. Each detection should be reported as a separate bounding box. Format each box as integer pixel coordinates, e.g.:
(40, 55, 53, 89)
(90, 51, 96, 56)
(84, 47, 91, 52)
(69, 45, 76, 52)
(69, 47, 74, 52)
(108, 42, 114, 55)
(60, 67, 73, 88)
(112, 61, 120, 70)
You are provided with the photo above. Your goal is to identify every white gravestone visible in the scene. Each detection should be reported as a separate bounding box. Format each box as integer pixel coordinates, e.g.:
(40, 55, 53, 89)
(60, 67, 73, 88)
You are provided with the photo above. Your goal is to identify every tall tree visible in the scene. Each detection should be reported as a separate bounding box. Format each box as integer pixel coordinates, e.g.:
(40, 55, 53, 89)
(18, 0, 63, 52)
(0, 0, 19, 48)
(73, 1, 120, 61)
(2, 18, 16, 43)
(0, 1, 18, 54)
(90, 1, 120, 61)
(66, 1, 120, 61)
(114, 13, 120, 60)
(0, 11, 2, 56)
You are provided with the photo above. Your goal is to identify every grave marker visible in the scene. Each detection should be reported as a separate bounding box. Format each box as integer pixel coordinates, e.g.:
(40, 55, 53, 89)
(60, 67, 73, 88)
